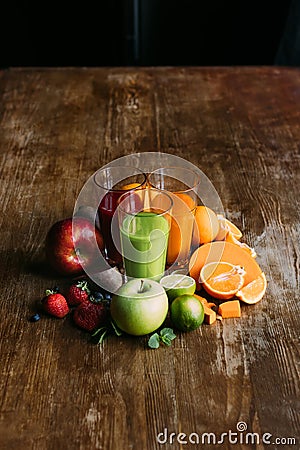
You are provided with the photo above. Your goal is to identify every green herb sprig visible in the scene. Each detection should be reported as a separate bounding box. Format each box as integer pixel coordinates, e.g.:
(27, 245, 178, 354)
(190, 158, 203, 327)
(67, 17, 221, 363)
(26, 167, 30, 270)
(148, 328, 176, 349)
(92, 320, 122, 344)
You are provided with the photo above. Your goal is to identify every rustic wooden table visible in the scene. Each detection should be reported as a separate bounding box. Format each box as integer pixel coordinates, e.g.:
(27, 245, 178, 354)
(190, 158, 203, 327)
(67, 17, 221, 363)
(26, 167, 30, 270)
(0, 67, 299, 450)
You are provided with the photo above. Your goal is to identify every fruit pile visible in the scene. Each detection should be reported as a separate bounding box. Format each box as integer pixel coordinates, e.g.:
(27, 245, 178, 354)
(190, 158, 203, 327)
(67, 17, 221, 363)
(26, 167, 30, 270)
(31, 204, 266, 348)
(31, 282, 109, 333)
(189, 206, 267, 325)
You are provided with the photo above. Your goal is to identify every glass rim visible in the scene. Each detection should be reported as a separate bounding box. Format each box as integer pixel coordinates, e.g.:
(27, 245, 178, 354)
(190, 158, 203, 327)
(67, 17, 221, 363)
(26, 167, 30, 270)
(93, 166, 147, 192)
(147, 166, 200, 194)
(117, 187, 174, 217)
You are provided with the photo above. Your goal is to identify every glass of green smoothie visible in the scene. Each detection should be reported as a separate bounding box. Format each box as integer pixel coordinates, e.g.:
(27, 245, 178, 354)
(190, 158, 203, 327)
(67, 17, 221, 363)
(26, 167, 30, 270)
(118, 188, 173, 280)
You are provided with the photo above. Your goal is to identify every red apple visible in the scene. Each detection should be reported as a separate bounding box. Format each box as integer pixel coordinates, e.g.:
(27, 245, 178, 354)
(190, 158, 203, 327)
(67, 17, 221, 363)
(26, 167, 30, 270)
(45, 217, 104, 276)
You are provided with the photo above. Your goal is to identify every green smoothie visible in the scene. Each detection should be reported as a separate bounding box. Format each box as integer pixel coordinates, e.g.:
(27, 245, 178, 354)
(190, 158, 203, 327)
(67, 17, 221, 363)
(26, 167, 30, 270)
(120, 211, 170, 280)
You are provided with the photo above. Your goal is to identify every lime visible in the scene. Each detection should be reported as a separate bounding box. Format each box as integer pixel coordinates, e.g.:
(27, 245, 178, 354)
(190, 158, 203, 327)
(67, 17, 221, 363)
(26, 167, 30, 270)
(170, 294, 204, 332)
(160, 274, 196, 302)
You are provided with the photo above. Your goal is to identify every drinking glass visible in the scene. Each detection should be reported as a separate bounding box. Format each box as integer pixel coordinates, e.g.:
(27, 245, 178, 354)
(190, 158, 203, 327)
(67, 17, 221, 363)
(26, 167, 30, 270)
(148, 167, 200, 268)
(94, 166, 147, 265)
(118, 188, 173, 280)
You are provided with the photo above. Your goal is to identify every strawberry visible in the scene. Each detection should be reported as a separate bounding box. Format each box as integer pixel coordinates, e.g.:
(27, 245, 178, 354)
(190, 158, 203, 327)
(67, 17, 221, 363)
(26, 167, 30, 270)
(66, 281, 90, 306)
(42, 290, 69, 318)
(73, 299, 107, 332)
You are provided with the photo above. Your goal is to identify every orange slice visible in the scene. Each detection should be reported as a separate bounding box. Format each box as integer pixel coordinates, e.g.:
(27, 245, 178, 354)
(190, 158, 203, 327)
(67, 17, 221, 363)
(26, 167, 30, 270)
(200, 262, 245, 300)
(236, 272, 267, 304)
(189, 241, 262, 290)
(225, 231, 257, 258)
(214, 215, 242, 241)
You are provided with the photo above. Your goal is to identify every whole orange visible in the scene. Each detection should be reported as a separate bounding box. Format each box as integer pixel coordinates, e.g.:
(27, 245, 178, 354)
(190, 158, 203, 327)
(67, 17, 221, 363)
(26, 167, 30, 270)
(192, 206, 219, 247)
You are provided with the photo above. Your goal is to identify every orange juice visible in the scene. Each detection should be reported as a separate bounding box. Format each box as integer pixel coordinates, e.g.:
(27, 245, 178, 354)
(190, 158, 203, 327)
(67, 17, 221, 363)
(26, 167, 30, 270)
(167, 192, 196, 265)
(147, 167, 200, 268)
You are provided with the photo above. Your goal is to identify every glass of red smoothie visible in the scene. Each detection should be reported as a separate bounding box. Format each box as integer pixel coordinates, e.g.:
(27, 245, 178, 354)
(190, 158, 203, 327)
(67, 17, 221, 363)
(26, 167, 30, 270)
(94, 166, 147, 265)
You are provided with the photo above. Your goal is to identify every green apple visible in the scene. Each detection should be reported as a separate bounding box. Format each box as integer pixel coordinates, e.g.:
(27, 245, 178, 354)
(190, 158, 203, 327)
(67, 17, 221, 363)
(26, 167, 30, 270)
(110, 278, 168, 336)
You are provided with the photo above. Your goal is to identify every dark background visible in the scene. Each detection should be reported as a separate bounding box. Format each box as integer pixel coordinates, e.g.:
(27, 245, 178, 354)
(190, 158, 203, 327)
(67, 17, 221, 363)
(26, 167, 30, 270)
(0, 0, 296, 67)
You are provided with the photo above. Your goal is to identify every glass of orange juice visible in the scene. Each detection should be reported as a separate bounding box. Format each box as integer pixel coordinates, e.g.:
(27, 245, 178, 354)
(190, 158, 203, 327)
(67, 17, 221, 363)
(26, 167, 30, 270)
(148, 167, 199, 268)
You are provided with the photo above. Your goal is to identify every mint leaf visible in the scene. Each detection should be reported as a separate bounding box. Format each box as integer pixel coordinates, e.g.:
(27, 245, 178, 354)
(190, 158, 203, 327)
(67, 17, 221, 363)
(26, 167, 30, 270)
(161, 336, 172, 346)
(160, 328, 176, 341)
(148, 328, 176, 349)
(148, 333, 160, 349)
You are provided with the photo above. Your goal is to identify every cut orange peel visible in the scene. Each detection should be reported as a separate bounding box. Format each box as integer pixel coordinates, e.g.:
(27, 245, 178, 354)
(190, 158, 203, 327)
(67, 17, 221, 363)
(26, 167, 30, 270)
(215, 215, 242, 241)
(225, 231, 257, 258)
(218, 300, 241, 318)
(193, 294, 217, 325)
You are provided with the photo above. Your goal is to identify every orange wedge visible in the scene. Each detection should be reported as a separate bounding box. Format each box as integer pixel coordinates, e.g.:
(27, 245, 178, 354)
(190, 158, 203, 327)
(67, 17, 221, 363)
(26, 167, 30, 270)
(200, 262, 245, 300)
(189, 241, 262, 290)
(236, 272, 267, 304)
(214, 215, 242, 241)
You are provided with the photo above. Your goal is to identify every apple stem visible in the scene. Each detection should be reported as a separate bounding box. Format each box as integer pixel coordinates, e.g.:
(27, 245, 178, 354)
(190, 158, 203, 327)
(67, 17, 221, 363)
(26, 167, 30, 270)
(138, 280, 145, 293)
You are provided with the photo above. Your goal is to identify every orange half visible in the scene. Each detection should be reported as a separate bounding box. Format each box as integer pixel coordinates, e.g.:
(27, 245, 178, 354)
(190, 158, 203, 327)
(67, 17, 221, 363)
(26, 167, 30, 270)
(200, 262, 245, 300)
(189, 241, 262, 290)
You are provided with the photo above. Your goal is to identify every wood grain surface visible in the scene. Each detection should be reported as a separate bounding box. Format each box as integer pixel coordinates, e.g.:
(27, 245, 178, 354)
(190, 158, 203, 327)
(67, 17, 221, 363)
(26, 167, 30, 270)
(0, 67, 299, 450)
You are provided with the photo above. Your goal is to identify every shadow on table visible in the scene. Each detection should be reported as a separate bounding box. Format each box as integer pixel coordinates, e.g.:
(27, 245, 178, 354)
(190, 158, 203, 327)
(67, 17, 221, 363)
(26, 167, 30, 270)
(25, 258, 63, 280)
(0, 247, 66, 281)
